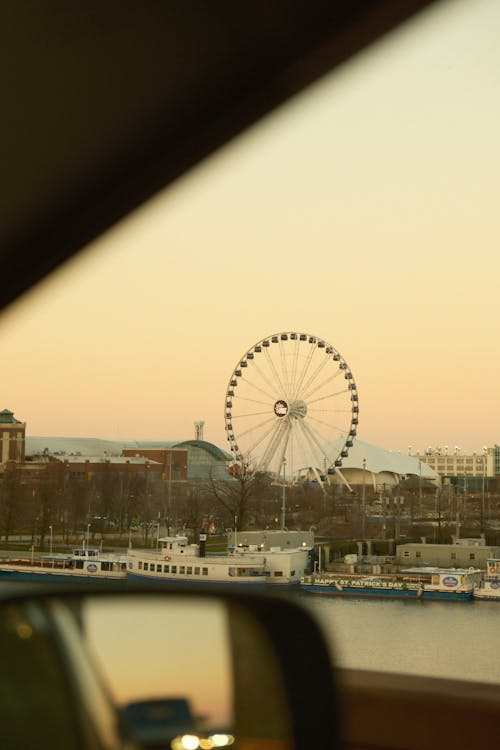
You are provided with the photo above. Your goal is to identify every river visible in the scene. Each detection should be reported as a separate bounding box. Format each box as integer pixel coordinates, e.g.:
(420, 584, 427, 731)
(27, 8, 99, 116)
(290, 590, 500, 684)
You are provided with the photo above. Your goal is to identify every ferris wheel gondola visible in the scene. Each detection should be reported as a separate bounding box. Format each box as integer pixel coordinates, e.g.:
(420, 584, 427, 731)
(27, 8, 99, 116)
(224, 332, 358, 490)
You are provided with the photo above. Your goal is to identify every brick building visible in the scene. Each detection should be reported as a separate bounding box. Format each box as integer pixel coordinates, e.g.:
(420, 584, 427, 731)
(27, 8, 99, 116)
(0, 408, 25, 465)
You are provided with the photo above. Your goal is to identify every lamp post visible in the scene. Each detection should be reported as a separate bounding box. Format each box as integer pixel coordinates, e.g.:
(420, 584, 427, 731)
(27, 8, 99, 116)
(361, 457, 366, 546)
(167, 452, 173, 536)
(49, 525, 53, 556)
(280, 458, 287, 531)
(482, 446, 487, 531)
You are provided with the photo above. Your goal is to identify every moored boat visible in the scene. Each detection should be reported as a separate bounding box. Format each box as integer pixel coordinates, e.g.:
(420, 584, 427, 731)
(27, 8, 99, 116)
(126, 535, 268, 587)
(300, 567, 482, 601)
(127, 533, 312, 587)
(0, 546, 128, 582)
(473, 559, 500, 601)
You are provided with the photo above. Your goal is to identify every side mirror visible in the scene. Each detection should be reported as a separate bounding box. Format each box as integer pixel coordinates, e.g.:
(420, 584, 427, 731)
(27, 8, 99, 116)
(0, 585, 338, 750)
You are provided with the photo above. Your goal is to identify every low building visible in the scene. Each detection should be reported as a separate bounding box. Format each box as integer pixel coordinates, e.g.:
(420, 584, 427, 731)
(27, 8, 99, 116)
(412, 447, 496, 479)
(57, 455, 163, 482)
(122, 448, 188, 480)
(396, 538, 500, 570)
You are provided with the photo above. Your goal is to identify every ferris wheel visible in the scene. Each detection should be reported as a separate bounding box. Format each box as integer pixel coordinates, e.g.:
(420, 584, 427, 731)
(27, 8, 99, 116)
(224, 332, 359, 488)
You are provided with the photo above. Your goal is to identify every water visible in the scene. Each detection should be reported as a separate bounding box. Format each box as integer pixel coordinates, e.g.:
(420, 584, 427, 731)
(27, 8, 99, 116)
(292, 591, 500, 684)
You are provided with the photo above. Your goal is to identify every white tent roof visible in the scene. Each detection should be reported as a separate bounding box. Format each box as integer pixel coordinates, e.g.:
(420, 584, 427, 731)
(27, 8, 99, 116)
(324, 438, 437, 479)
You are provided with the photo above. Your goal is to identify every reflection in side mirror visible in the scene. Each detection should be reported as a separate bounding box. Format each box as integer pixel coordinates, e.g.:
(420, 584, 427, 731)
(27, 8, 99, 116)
(82, 594, 293, 749)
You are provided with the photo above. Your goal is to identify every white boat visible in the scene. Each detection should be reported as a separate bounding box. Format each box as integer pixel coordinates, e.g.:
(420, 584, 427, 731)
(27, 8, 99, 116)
(473, 559, 500, 601)
(300, 566, 483, 601)
(127, 533, 312, 587)
(126, 535, 268, 587)
(229, 543, 311, 586)
(0, 546, 128, 582)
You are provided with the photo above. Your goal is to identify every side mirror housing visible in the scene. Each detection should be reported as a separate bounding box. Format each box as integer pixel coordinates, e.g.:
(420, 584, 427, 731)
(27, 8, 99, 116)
(0, 584, 338, 750)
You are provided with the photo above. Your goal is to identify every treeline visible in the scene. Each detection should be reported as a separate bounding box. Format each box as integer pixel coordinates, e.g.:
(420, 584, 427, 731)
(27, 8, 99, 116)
(0, 462, 336, 548)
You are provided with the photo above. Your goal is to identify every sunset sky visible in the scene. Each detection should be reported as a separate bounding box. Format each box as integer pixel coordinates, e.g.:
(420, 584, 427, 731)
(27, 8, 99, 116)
(1, 0, 499, 455)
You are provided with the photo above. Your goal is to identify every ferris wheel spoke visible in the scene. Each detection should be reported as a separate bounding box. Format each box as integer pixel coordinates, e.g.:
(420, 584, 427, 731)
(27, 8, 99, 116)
(243, 420, 281, 465)
(306, 414, 348, 443)
(300, 418, 335, 465)
(278, 340, 294, 399)
(246, 358, 285, 401)
(232, 409, 277, 421)
(292, 420, 326, 488)
(307, 387, 350, 405)
(302, 369, 343, 402)
(258, 419, 290, 473)
(291, 342, 316, 402)
(278, 340, 289, 397)
(232, 395, 274, 408)
(236, 415, 276, 440)
(289, 338, 301, 400)
(273, 419, 292, 478)
(238, 376, 279, 404)
(263, 348, 287, 398)
(334, 467, 353, 492)
(300, 355, 331, 400)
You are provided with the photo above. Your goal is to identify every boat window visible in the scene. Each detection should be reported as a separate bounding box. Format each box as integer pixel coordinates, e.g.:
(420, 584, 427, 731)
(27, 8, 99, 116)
(290, 570, 295, 576)
(138, 562, 142, 570)
(187, 567, 192, 575)
(156, 564, 162, 572)
(171, 566, 177, 573)
(274, 571, 283, 577)
(163, 565, 169, 573)
(202, 568, 208, 576)
(143, 563, 149, 571)
(194, 567, 200, 575)
(75, 561, 84, 570)
(179, 566, 185, 574)
(470, 553, 476, 560)
(101, 562, 110, 571)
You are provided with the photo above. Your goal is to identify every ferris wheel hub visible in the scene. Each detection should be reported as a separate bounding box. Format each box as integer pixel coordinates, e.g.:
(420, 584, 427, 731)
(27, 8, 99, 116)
(288, 400, 307, 419)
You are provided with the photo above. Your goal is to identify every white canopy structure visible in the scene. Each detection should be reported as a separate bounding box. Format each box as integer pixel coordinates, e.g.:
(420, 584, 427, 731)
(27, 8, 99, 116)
(310, 438, 438, 489)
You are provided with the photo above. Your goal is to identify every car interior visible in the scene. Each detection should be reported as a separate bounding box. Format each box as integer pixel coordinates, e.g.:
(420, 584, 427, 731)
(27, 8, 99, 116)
(2, 2, 500, 749)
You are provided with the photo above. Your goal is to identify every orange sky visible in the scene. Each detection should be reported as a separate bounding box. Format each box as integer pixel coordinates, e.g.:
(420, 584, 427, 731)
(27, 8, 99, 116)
(1, 0, 499, 455)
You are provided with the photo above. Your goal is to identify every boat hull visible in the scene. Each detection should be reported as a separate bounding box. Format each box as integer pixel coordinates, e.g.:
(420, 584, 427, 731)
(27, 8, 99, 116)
(127, 572, 266, 588)
(299, 583, 472, 601)
(0, 569, 125, 583)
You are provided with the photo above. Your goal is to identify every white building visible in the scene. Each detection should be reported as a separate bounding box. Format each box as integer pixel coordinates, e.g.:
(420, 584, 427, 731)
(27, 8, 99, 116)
(412, 447, 494, 478)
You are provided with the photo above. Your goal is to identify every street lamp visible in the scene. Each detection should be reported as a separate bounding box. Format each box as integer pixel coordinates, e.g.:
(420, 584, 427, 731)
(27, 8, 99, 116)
(167, 452, 172, 536)
(281, 458, 287, 530)
(482, 446, 487, 529)
(49, 525, 53, 556)
(361, 457, 366, 545)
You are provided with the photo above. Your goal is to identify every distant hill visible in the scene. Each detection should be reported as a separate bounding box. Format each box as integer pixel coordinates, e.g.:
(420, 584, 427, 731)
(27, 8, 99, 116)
(25, 436, 178, 457)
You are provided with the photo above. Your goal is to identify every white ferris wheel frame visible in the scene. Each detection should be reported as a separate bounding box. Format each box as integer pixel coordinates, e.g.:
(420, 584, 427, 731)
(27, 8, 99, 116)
(224, 332, 359, 491)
